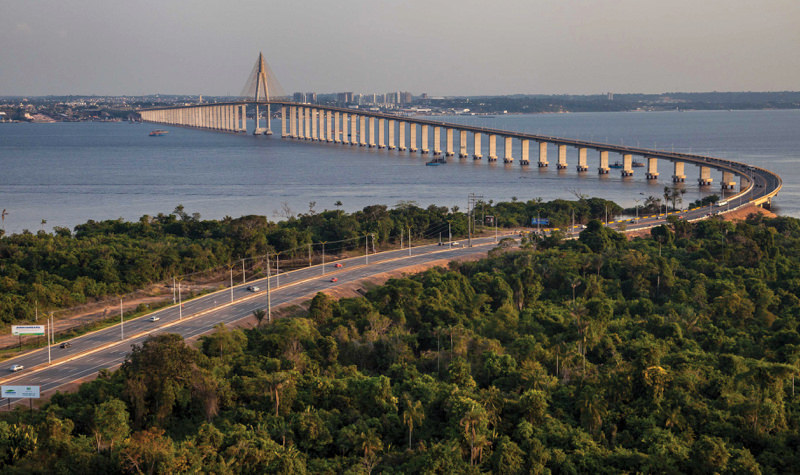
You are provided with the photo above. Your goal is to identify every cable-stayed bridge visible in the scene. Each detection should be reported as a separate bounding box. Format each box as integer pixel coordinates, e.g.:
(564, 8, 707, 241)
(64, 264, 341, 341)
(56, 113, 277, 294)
(139, 54, 781, 211)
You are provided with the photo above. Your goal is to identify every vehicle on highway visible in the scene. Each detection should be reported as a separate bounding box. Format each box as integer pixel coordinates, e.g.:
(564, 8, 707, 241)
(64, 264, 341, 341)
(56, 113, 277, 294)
(60, 342, 71, 349)
(451, 241, 462, 247)
(247, 285, 260, 292)
(9, 364, 23, 372)
(334, 263, 343, 268)
(330, 277, 338, 282)
(148, 316, 160, 322)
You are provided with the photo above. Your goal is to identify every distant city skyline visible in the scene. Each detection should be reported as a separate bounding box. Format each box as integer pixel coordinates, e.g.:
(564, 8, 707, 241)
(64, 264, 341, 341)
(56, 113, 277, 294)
(1, 0, 799, 96)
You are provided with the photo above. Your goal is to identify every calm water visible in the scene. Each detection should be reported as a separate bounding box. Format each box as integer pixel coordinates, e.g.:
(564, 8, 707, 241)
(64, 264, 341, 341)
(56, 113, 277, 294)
(1, 109, 798, 234)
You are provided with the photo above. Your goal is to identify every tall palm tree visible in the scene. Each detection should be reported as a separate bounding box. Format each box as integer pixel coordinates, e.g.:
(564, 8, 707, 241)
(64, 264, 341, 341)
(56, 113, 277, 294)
(402, 394, 425, 450)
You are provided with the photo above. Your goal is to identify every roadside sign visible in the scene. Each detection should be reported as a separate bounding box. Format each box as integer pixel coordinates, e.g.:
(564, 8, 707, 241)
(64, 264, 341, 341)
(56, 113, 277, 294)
(1, 385, 40, 399)
(11, 325, 45, 336)
(531, 218, 550, 226)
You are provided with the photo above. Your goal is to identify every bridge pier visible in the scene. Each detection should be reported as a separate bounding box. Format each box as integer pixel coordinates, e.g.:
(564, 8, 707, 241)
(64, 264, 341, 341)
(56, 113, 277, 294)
(598, 150, 610, 174)
(421, 124, 429, 154)
(488, 134, 497, 161)
(672, 161, 686, 182)
(388, 120, 396, 149)
(503, 137, 513, 163)
(334, 112, 341, 143)
(399, 122, 407, 151)
(721, 171, 737, 190)
(326, 111, 333, 142)
(538, 142, 548, 167)
(557, 144, 568, 169)
(698, 166, 713, 186)
(459, 130, 468, 158)
(351, 114, 358, 145)
(359, 116, 367, 146)
(410, 123, 417, 152)
(621, 154, 634, 177)
(281, 106, 287, 137)
(369, 117, 376, 147)
(446, 129, 455, 157)
(312, 110, 319, 141)
(378, 119, 386, 148)
(304, 108, 311, 140)
(433, 127, 442, 156)
(577, 148, 588, 171)
(520, 139, 530, 165)
(645, 157, 659, 180)
(473, 133, 482, 160)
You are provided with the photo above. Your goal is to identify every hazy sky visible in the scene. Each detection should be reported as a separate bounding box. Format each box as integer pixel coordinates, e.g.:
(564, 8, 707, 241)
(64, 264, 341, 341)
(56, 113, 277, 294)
(2, 0, 799, 96)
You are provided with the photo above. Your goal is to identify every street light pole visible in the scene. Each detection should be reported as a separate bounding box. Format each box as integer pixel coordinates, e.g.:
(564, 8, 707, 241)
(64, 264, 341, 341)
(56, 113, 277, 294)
(408, 226, 411, 256)
(276, 253, 281, 288)
(321, 242, 326, 274)
(47, 313, 52, 365)
(229, 265, 234, 303)
(177, 278, 183, 320)
(120, 298, 124, 340)
(365, 234, 369, 264)
(242, 259, 246, 284)
(266, 255, 272, 323)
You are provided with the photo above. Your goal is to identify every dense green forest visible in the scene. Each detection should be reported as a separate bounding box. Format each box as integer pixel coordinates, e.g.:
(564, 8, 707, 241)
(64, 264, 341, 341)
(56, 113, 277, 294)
(2, 213, 799, 473)
(0, 198, 621, 325)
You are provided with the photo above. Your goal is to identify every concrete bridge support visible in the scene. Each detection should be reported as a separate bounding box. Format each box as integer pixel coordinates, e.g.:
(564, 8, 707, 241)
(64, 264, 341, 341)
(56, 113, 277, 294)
(646, 157, 659, 180)
(672, 162, 686, 182)
(304, 108, 311, 140)
(399, 122, 407, 151)
(359, 116, 367, 146)
(722, 171, 737, 190)
(289, 107, 296, 138)
(433, 127, 442, 156)
(598, 151, 610, 174)
(378, 119, 386, 148)
(698, 166, 713, 186)
(281, 107, 287, 137)
(459, 130, 468, 158)
(388, 120, 396, 149)
(446, 129, 455, 157)
(557, 145, 568, 169)
(421, 125, 429, 154)
(325, 111, 332, 142)
(488, 135, 498, 161)
(504, 137, 514, 163)
(341, 113, 349, 143)
(351, 115, 358, 145)
(368, 117, 376, 147)
(577, 148, 588, 171)
(311, 110, 318, 141)
(538, 142, 549, 167)
(334, 112, 341, 143)
(521, 140, 530, 165)
(410, 123, 418, 152)
(319, 110, 326, 141)
(621, 154, 634, 177)
(473, 133, 482, 160)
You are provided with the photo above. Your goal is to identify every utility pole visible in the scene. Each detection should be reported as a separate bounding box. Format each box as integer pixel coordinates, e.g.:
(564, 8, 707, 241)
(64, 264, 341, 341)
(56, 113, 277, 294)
(365, 235, 369, 264)
(177, 278, 183, 320)
(321, 242, 326, 274)
(448, 222, 452, 248)
(47, 313, 52, 365)
(276, 253, 281, 288)
(242, 259, 246, 284)
(120, 298, 124, 340)
(408, 226, 412, 256)
(468, 193, 483, 248)
(172, 276, 176, 304)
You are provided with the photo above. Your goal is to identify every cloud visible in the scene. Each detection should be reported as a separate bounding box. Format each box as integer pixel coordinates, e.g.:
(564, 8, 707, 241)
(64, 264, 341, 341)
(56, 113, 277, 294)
(16, 23, 31, 33)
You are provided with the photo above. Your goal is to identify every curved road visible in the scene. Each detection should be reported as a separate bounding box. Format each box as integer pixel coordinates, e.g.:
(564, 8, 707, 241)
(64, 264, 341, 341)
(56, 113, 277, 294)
(0, 236, 507, 408)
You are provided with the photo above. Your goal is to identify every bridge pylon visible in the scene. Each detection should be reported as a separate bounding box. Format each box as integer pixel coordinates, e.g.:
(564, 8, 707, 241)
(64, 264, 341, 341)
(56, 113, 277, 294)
(241, 52, 285, 135)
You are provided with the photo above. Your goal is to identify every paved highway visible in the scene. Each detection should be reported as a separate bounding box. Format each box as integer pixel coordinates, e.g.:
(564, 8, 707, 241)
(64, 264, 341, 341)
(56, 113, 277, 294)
(0, 236, 509, 408)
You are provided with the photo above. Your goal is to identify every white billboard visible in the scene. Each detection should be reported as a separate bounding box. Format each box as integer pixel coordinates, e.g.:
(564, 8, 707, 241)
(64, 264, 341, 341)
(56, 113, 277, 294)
(1, 385, 40, 398)
(11, 325, 45, 336)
